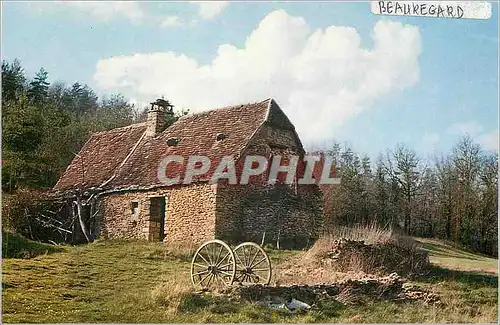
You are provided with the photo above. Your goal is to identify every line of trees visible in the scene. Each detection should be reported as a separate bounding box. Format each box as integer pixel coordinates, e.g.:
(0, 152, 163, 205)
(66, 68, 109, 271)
(1, 59, 184, 192)
(323, 140, 498, 256)
(2, 59, 498, 256)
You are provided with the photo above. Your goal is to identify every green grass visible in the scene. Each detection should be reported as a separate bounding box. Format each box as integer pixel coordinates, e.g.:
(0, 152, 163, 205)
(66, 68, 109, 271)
(2, 238, 498, 323)
(2, 232, 65, 258)
(415, 237, 498, 274)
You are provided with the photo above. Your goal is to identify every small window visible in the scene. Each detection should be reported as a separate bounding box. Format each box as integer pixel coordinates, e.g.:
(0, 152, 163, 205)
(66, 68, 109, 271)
(216, 133, 227, 141)
(131, 201, 139, 220)
(167, 137, 179, 146)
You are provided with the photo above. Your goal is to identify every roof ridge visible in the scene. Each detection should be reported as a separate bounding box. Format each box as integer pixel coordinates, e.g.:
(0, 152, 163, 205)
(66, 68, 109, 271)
(98, 129, 148, 188)
(178, 98, 272, 121)
(93, 122, 147, 135)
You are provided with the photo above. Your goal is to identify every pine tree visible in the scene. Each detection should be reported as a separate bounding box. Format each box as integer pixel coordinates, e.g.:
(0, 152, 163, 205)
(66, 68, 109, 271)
(28, 68, 50, 106)
(2, 59, 26, 103)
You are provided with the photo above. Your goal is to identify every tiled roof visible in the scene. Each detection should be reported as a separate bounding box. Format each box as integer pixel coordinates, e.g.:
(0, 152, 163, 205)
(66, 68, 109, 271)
(54, 99, 274, 191)
(53, 123, 147, 191)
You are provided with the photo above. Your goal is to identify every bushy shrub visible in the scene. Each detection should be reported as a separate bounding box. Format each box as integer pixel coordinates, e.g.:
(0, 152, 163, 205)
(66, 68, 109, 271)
(2, 188, 57, 241)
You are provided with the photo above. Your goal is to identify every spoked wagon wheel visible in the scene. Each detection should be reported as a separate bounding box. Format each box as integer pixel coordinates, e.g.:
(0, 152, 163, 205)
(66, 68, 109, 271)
(233, 242, 272, 285)
(190, 239, 236, 290)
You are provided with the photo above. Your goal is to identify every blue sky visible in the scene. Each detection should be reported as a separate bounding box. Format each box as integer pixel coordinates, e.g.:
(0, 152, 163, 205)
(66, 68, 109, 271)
(2, 1, 498, 160)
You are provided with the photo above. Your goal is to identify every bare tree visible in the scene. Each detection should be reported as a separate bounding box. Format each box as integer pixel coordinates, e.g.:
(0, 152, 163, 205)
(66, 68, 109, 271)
(385, 144, 425, 234)
(451, 136, 481, 246)
(477, 152, 498, 253)
(435, 156, 456, 240)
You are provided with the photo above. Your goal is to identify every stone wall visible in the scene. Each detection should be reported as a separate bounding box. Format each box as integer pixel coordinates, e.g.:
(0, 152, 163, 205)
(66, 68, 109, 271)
(99, 180, 322, 248)
(162, 183, 216, 244)
(99, 183, 216, 244)
(254, 124, 301, 152)
(214, 116, 324, 248)
(98, 102, 324, 247)
(215, 183, 323, 248)
(100, 191, 150, 240)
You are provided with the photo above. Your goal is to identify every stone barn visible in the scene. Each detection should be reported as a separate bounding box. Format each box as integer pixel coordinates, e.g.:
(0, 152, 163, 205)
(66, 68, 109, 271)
(53, 98, 324, 248)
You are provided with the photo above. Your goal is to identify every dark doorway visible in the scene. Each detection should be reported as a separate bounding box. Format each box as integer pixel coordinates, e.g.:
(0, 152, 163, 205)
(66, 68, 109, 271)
(149, 196, 166, 241)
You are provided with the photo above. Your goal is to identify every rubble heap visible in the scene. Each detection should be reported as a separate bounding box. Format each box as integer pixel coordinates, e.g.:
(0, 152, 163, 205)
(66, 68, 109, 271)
(221, 273, 439, 306)
(277, 238, 430, 285)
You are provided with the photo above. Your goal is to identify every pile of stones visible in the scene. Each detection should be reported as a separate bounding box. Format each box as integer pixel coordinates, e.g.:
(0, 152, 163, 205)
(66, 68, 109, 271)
(221, 273, 440, 306)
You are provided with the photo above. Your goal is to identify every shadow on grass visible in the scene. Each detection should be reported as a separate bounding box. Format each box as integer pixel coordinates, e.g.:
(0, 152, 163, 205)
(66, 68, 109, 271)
(2, 232, 65, 259)
(419, 242, 486, 261)
(416, 238, 497, 260)
(143, 249, 191, 262)
(177, 292, 347, 322)
(177, 294, 264, 319)
(309, 299, 346, 321)
(418, 265, 498, 288)
(179, 294, 213, 313)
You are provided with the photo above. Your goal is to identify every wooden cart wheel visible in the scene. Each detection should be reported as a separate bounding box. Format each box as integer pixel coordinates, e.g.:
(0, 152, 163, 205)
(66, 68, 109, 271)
(233, 242, 271, 285)
(190, 239, 236, 290)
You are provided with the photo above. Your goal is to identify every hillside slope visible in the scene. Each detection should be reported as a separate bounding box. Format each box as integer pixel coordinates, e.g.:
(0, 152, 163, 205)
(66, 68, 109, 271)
(2, 238, 498, 323)
(415, 237, 498, 274)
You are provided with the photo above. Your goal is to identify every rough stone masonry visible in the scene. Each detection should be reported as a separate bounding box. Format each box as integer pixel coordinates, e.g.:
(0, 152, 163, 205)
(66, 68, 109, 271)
(53, 98, 327, 248)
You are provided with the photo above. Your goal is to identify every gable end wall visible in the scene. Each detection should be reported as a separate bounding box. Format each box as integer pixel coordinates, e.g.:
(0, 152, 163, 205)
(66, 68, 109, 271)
(214, 118, 324, 248)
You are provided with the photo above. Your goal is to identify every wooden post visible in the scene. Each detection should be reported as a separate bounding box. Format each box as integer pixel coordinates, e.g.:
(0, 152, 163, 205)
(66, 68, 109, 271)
(74, 193, 90, 243)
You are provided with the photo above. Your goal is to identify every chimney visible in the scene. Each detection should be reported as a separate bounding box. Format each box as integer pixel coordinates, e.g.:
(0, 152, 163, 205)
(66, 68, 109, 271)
(146, 98, 174, 136)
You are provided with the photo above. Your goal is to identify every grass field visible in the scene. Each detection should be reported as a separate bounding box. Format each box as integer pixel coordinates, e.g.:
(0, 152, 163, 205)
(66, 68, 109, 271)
(1, 236, 498, 323)
(415, 237, 498, 274)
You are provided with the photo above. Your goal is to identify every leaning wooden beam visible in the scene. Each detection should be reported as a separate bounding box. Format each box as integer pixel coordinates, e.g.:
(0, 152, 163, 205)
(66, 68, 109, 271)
(88, 197, 100, 238)
(74, 194, 91, 242)
(34, 217, 72, 234)
(39, 213, 64, 225)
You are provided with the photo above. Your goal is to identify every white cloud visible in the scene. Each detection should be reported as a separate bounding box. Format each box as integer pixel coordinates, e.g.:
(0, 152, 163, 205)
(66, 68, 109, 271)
(25, 1, 226, 26)
(159, 1, 230, 27)
(160, 15, 185, 28)
(159, 15, 200, 29)
(447, 122, 498, 152)
(191, 1, 229, 20)
(26, 1, 146, 23)
(477, 130, 499, 152)
(448, 120, 484, 136)
(93, 10, 421, 146)
(67, 2, 145, 23)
